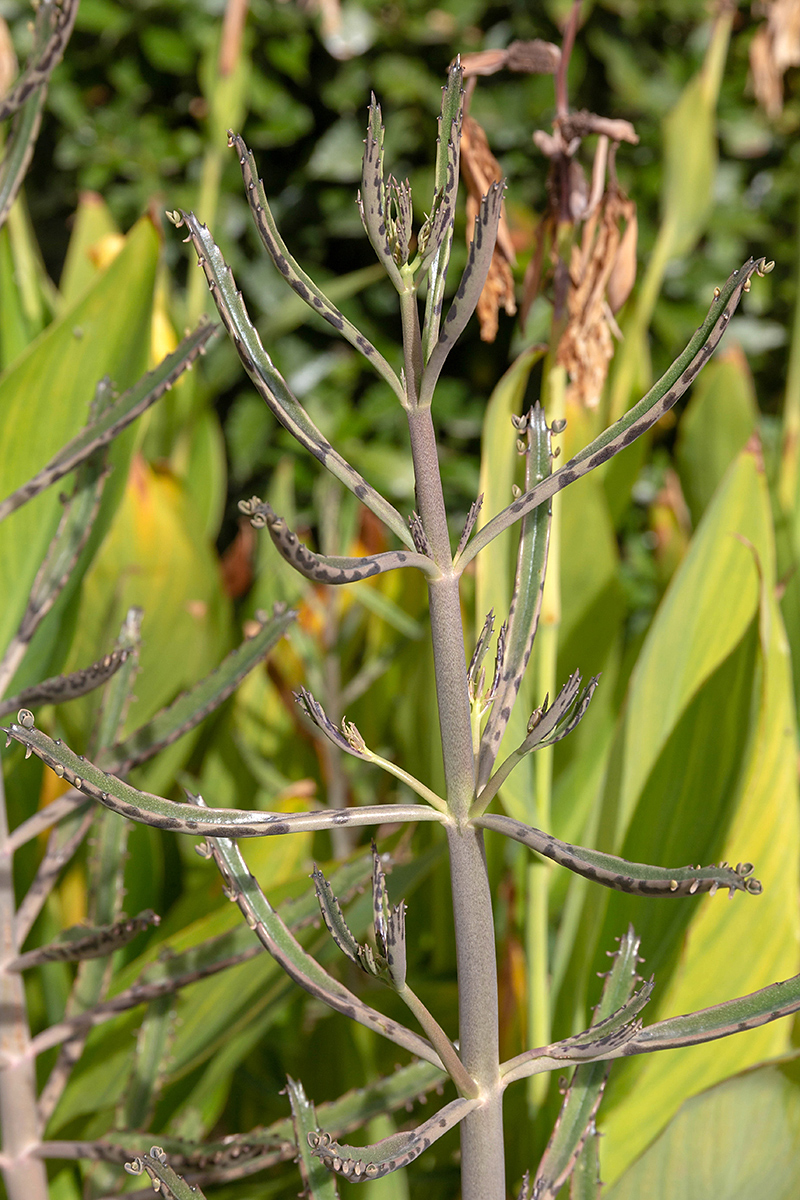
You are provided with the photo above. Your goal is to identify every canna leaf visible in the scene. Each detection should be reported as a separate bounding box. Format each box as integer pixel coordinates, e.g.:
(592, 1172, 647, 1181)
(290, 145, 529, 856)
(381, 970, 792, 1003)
(0, 320, 216, 523)
(459, 257, 772, 567)
(229, 130, 404, 404)
(308, 1096, 479, 1181)
(167, 209, 414, 549)
(476, 812, 762, 898)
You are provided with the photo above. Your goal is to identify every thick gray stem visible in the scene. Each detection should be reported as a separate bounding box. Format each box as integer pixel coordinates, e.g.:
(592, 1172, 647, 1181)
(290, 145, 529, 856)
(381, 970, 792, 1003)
(0, 771, 48, 1200)
(428, 576, 476, 815)
(447, 824, 505, 1200)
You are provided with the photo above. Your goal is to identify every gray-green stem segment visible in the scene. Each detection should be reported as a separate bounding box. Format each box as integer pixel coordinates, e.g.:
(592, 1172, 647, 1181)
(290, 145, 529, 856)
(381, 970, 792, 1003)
(406, 376, 505, 1197)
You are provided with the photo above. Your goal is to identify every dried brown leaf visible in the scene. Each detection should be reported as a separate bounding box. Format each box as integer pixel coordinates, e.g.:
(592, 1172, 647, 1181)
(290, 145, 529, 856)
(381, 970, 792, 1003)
(556, 190, 635, 407)
(460, 39, 560, 78)
(749, 0, 800, 118)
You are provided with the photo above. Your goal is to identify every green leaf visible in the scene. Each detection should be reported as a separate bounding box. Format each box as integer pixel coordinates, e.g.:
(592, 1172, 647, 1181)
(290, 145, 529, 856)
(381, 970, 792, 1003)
(594, 445, 800, 1183)
(605, 1059, 800, 1200)
(287, 1076, 341, 1200)
(0, 215, 159, 658)
(675, 347, 758, 526)
(58, 192, 119, 307)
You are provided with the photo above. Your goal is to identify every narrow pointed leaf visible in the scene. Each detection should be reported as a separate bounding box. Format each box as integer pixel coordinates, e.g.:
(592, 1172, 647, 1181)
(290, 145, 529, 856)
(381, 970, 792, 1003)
(6, 910, 158, 971)
(201, 826, 444, 1067)
(532, 929, 644, 1198)
(419, 181, 505, 406)
(358, 97, 403, 290)
(420, 60, 463, 361)
(459, 257, 772, 566)
(287, 1077, 341, 1200)
(0, 86, 46, 230)
(308, 1095, 479, 1180)
(0, 321, 216, 523)
(0, 647, 130, 718)
(475, 674, 599, 814)
(3, 714, 443, 837)
(168, 209, 413, 549)
(121, 994, 174, 1131)
(0, 452, 109, 692)
(230, 130, 403, 403)
(105, 604, 295, 773)
(478, 404, 553, 788)
(0, 0, 78, 121)
(312, 864, 381, 976)
(476, 812, 762, 897)
(240, 497, 435, 582)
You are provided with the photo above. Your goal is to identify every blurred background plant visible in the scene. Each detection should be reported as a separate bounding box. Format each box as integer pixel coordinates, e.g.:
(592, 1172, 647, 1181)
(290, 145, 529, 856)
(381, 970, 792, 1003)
(2, 0, 800, 1197)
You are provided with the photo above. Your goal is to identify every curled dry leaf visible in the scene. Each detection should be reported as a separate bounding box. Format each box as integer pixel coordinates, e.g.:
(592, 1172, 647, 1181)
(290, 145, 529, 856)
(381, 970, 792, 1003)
(749, 0, 800, 118)
(460, 39, 561, 78)
(461, 115, 516, 342)
(556, 187, 637, 409)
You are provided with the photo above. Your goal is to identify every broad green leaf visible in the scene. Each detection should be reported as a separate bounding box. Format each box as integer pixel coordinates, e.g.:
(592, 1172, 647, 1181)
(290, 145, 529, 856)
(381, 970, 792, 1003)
(0, 223, 32, 367)
(603, 444, 770, 851)
(596, 447, 800, 1182)
(605, 1059, 800, 1200)
(0, 216, 159, 658)
(58, 191, 120, 307)
(676, 347, 758, 526)
(59, 455, 231, 771)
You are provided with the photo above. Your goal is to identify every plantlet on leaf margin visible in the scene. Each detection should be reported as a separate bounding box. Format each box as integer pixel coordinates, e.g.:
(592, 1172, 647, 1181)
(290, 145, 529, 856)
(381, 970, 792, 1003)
(3, 53, 796, 1200)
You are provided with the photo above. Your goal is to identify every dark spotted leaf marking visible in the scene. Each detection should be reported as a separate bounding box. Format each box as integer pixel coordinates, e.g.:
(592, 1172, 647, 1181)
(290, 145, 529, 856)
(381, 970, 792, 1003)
(458, 257, 773, 567)
(526, 929, 643, 1193)
(239, 497, 437, 583)
(476, 674, 599, 815)
(124, 1146, 205, 1200)
(419, 181, 506, 407)
(6, 910, 159, 972)
(286, 1077, 341, 1200)
(476, 811, 763, 896)
(312, 864, 381, 977)
(308, 1095, 478, 1181)
(229, 131, 403, 405)
(0, 79, 46, 230)
(0, 648, 130, 718)
(105, 604, 295, 773)
(167, 210, 414, 551)
(478, 405, 553, 789)
(358, 96, 404, 291)
(201, 823, 445, 1067)
(420, 59, 463, 360)
(2, 717, 443, 838)
(0, 321, 216, 523)
(0, 0, 78, 122)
